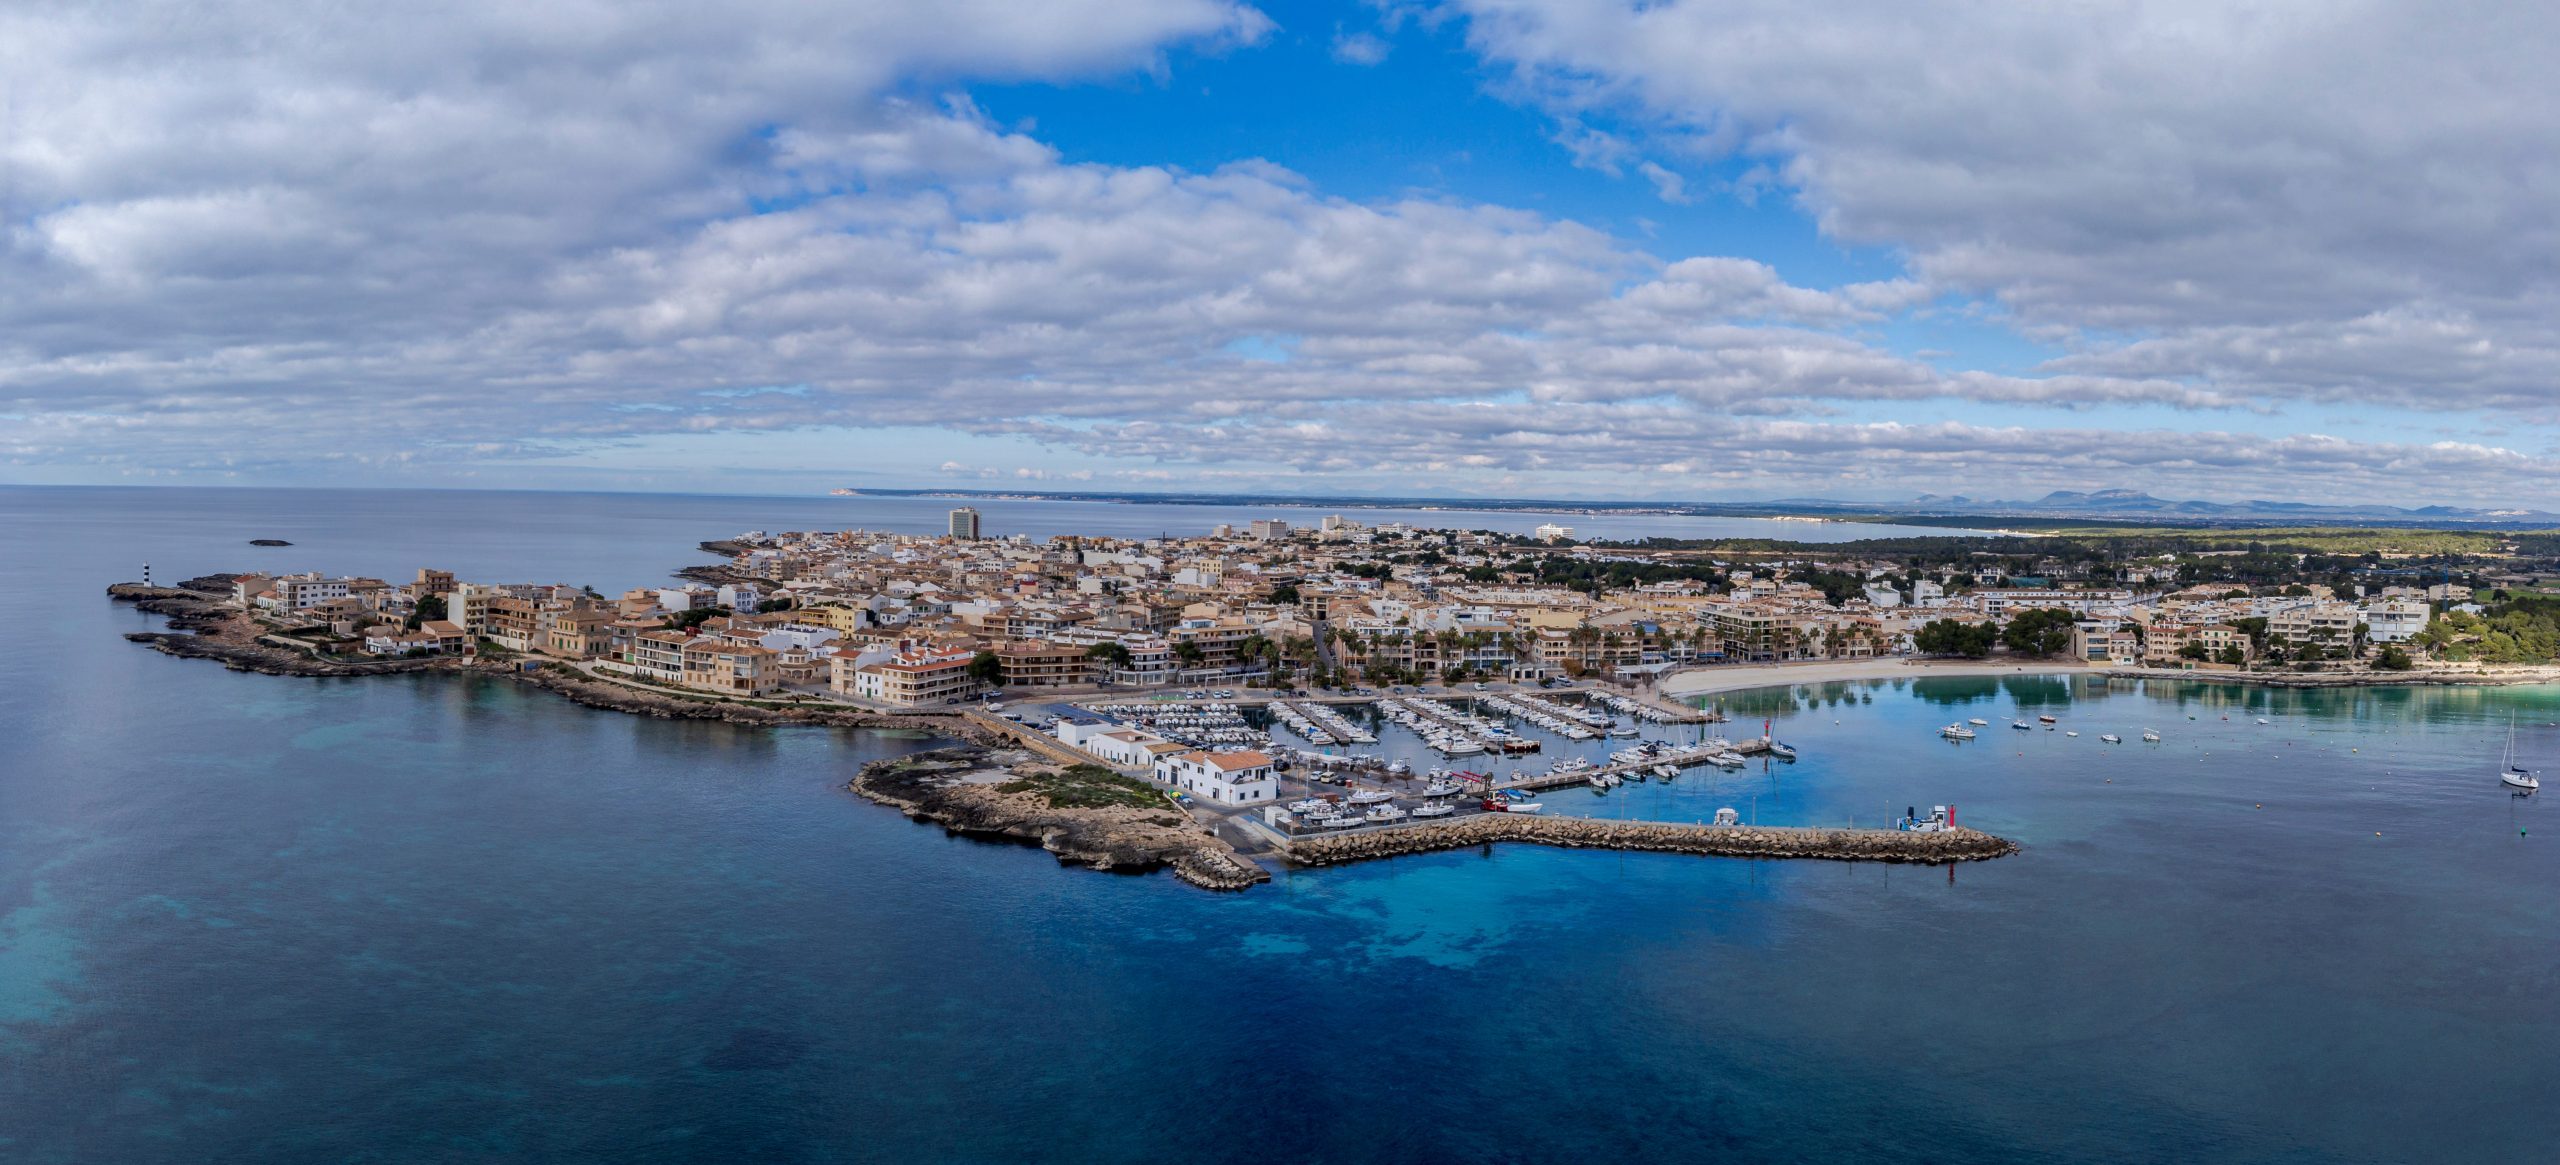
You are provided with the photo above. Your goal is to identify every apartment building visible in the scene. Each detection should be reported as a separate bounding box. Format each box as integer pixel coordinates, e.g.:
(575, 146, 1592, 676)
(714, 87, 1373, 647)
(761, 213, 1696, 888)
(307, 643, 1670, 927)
(833, 648, 976, 706)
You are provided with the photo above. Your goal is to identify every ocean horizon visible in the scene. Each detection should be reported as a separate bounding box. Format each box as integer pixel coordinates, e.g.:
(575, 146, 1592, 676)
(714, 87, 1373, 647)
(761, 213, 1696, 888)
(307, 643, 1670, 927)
(5, 486, 2556, 1163)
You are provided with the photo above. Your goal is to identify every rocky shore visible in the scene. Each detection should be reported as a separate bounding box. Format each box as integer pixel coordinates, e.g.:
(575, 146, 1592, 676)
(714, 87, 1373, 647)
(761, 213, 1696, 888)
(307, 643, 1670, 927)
(2101, 665, 2560, 690)
(850, 748, 1270, 891)
(1284, 815, 2018, 868)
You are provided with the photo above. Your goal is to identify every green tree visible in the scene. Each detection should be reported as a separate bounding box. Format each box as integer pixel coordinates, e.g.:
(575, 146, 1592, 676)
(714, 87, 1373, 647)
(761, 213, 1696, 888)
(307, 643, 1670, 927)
(2216, 645, 2247, 666)
(1914, 619, 1997, 659)
(2371, 644, 2415, 670)
(2001, 608, 2078, 657)
(2176, 642, 2209, 661)
(1172, 640, 1205, 669)
(1085, 642, 1133, 673)
(968, 650, 1004, 688)
(404, 593, 448, 631)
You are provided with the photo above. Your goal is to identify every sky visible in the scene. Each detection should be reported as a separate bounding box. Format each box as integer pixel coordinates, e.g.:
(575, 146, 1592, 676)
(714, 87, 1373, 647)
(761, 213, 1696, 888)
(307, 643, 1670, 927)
(4, 0, 2558, 506)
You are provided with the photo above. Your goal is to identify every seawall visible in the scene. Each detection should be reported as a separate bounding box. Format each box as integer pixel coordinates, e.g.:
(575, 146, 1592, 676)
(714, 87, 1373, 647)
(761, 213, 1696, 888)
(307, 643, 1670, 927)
(1283, 814, 2017, 868)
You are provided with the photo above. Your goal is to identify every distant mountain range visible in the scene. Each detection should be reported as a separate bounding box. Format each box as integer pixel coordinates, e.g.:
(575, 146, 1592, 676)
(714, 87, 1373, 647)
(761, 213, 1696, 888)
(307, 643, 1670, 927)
(1888, 489, 2559, 524)
(837, 486, 2557, 528)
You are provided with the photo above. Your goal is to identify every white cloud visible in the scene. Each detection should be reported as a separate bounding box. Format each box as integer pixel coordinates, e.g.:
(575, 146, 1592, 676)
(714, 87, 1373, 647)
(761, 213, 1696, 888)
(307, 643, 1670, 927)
(1448, 0, 2560, 414)
(1331, 31, 1392, 65)
(2, 0, 2550, 506)
(1635, 161, 1690, 205)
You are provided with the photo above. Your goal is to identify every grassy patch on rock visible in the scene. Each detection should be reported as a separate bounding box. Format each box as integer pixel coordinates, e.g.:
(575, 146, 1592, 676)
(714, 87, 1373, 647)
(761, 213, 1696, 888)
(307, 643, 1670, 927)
(999, 764, 1167, 811)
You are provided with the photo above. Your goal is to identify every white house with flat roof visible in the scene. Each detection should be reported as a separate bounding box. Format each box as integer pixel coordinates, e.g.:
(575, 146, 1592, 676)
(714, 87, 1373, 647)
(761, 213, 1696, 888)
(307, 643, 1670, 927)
(1152, 749, 1278, 806)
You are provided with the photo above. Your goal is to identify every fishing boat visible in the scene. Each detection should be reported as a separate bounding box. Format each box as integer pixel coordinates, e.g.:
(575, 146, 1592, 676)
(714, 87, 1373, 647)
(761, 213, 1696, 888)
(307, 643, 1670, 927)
(1588, 774, 1610, 790)
(2100, 733, 2122, 744)
(2502, 714, 2541, 790)
(2011, 721, 2033, 731)
(1421, 781, 1462, 798)
(1364, 805, 1408, 824)
(2141, 729, 2162, 743)
(1940, 723, 1977, 740)
(1347, 789, 1395, 805)
(1654, 764, 1680, 780)
(1410, 802, 1455, 818)
(2037, 715, 2057, 724)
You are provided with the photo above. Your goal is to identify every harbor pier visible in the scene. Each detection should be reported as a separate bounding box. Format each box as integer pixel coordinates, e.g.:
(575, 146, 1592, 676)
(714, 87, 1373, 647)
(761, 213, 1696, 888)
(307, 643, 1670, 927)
(1281, 814, 2017, 867)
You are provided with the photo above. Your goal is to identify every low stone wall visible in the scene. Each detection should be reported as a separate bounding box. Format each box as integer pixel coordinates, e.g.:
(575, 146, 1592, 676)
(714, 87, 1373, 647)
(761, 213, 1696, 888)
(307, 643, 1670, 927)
(1283, 815, 2017, 867)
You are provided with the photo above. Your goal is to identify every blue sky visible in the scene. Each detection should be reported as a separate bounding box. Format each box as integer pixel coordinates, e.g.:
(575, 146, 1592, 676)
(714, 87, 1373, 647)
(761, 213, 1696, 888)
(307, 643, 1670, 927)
(4, 1, 2556, 505)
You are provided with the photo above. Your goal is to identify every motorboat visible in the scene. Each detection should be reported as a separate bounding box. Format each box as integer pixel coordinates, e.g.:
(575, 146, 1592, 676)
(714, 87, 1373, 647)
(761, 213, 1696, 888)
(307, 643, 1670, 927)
(2100, 734, 2122, 744)
(1422, 781, 1462, 798)
(1940, 723, 1976, 740)
(1410, 802, 1455, 818)
(2502, 714, 2541, 790)
(1766, 741, 1798, 760)
(1588, 774, 1609, 790)
(1709, 751, 1747, 767)
(2065, 730, 2080, 738)
(1654, 764, 1680, 780)
(1347, 789, 1395, 805)
(2255, 717, 2270, 725)
(2141, 729, 2162, 743)
(1507, 801, 1545, 815)
(2037, 715, 2057, 724)
(1364, 805, 1408, 824)
(1967, 718, 1989, 726)
(2012, 721, 2033, 731)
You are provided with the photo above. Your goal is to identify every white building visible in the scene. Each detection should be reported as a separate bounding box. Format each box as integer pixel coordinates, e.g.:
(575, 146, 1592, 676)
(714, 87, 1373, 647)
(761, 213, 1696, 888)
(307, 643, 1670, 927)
(756, 623, 839, 653)
(2359, 598, 2431, 643)
(1152, 749, 1279, 806)
(1055, 722, 1184, 769)
(716, 582, 763, 611)
(1534, 523, 1575, 542)
(1250, 519, 1291, 541)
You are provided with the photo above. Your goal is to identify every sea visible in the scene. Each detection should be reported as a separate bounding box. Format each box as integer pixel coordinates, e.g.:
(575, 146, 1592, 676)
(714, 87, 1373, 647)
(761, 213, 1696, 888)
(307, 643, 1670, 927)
(2, 485, 2555, 1164)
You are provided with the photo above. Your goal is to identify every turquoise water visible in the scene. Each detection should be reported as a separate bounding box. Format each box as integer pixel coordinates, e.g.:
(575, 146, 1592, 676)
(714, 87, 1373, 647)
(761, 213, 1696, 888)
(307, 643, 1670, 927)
(3, 487, 2557, 1162)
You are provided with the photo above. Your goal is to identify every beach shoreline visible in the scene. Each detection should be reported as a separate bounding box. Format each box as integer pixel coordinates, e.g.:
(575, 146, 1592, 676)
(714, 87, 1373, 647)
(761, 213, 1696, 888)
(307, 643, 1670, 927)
(1658, 657, 2560, 700)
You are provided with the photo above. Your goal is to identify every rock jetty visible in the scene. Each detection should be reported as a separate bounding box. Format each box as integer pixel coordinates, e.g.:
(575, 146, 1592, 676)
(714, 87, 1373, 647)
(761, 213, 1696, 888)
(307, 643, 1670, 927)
(851, 748, 1269, 891)
(1284, 815, 2017, 868)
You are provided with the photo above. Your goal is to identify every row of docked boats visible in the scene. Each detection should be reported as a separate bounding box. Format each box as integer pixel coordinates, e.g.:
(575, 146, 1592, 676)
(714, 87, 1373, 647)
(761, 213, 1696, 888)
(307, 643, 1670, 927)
(1086, 700, 1262, 746)
(1491, 691, 1614, 738)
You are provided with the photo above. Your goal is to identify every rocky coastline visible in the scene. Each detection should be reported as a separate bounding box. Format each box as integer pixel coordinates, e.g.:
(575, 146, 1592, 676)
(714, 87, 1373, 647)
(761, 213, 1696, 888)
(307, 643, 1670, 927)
(1284, 815, 2019, 868)
(2101, 664, 2560, 690)
(850, 748, 1270, 891)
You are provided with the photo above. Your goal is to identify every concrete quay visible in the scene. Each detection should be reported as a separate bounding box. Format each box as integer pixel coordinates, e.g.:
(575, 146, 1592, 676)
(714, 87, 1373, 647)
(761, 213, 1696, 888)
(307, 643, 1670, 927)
(1281, 814, 2017, 868)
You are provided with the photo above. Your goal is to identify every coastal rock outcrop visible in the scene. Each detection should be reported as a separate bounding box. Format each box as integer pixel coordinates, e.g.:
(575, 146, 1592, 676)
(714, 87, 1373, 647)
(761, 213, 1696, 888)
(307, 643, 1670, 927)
(850, 748, 1270, 891)
(1284, 815, 2017, 868)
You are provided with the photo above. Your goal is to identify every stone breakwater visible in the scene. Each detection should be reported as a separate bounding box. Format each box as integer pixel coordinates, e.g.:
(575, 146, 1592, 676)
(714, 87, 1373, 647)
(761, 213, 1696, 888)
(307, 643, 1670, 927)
(1284, 815, 2018, 868)
(850, 749, 1269, 892)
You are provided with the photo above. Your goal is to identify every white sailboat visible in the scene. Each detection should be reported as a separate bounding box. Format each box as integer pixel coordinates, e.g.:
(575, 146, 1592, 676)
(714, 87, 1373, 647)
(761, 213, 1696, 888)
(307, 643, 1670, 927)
(2502, 714, 2540, 790)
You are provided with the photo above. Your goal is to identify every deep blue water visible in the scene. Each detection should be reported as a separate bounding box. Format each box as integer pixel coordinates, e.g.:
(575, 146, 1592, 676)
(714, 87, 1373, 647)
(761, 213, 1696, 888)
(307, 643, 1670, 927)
(3, 486, 2557, 1163)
